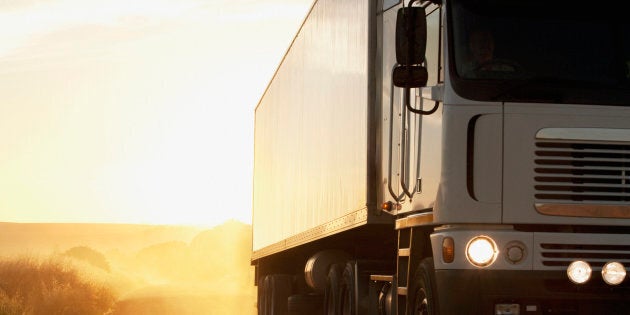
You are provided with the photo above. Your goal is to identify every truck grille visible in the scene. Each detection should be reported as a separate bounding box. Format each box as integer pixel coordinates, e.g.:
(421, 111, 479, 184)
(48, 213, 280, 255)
(534, 141, 630, 203)
(539, 242, 630, 268)
(534, 233, 630, 271)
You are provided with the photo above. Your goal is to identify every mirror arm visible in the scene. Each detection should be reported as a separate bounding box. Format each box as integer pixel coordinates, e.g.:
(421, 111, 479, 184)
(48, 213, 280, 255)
(413, 0, 442, 6)
(404, 88, 439, 115)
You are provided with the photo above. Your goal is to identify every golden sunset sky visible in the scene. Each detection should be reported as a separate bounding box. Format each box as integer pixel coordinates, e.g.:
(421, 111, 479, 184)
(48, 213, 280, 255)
(0, 0, 312, 226)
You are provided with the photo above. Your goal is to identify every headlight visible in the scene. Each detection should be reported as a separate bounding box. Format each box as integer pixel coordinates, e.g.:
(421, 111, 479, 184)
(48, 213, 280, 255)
(465, 236, 498, 267)
(602, 262, 626, 285)
(567, 261, 591, 284)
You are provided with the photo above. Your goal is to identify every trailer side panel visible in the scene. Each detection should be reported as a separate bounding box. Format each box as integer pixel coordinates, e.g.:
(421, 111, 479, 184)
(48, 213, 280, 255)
(253, 0, 371, 255)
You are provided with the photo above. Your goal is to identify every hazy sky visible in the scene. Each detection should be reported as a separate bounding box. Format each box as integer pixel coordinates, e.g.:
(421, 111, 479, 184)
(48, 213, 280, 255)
(0, 0, 313, 226)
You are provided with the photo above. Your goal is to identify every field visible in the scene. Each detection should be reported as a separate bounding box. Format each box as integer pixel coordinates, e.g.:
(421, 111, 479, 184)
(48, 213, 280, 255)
(0, 221, 256, 314)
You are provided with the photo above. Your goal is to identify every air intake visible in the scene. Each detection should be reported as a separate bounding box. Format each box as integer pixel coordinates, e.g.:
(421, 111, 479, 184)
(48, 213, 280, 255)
(534, 141, 630, 203)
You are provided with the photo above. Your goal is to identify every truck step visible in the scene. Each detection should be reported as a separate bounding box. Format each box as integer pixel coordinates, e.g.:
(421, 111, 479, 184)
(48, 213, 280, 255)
(397, 287, 408, 296)
(370, 274, 394, 282)
(398, 248, 410, 257)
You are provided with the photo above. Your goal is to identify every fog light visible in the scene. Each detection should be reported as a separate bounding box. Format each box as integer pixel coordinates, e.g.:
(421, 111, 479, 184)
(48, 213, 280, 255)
(466, 236, 498, 267)
(602, 262, 626, 285)
(567, 261, 591, 284)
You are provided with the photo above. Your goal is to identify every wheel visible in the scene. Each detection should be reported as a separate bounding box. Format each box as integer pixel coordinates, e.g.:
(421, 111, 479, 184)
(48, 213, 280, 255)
(287, 293, 323, 315)
(324, 263, 343, 315)
(340, 261, 371, 315)
(339, 262, 355, 315)
(377, 282, 393, 315)
(258, 276, 268, 315)
(259, 274, 293, 315)
(409, 258, 439, 315)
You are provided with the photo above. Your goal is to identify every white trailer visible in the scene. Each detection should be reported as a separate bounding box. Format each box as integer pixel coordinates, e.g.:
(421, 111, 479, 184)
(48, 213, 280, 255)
(252, 0, 630, 314)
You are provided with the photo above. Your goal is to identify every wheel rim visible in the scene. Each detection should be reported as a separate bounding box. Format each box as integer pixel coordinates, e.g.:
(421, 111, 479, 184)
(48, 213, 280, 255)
(415, 288, 429, 315)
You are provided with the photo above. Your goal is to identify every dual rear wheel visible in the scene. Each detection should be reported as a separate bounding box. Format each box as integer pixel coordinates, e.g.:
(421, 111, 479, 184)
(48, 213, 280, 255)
(258, 258, 438, 315)
(325, 262, 361, 315)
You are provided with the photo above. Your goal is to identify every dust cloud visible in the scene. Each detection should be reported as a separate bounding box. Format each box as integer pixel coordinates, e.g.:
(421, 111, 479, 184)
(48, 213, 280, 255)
(0, 220, 256, 314)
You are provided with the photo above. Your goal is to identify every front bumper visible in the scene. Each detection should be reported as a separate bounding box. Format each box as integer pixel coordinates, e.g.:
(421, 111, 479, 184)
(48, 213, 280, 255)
(435, 269, 630, 315)
(429, 227, 630, 314)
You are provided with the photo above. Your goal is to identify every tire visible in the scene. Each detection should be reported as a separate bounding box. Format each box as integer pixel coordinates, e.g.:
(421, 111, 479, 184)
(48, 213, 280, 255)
(409, 258, 439, 315)
(287, 293, 323, 315)
(258, 276, 268, 315)
(340, 261, 372, 315)
(377, 282, 393, 315)
(324, 263, 343, 315)
(259, 274, 294, 315)
(339, 262, 355, 315)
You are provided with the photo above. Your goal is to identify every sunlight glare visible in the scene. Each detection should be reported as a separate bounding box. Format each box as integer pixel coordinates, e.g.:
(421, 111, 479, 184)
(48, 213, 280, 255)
(0, 0, 312, 226)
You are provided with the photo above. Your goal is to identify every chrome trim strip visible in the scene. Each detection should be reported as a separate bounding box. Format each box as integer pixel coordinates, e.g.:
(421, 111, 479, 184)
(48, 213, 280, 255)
(536, 128, 630, 142)
(395, 212, 434, 230)
(252, 208, 369, 261)
(535, 203, 630, 219)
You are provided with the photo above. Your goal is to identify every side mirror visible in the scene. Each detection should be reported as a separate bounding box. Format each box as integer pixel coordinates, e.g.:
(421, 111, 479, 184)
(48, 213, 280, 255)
(393, 65, 428, 88)
(395, 6, 427, 65)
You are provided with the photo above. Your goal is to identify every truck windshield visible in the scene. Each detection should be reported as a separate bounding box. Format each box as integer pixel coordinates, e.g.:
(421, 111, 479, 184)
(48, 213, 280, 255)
(449, 0, 630, 105)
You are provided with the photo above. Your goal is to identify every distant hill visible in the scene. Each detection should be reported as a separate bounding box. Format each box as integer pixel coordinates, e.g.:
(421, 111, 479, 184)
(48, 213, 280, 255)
(0, 222, 207, 256)
(128, 221, 254, 288)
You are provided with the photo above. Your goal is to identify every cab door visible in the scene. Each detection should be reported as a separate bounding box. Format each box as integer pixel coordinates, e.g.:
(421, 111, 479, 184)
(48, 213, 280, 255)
(379, 2, 443, 214)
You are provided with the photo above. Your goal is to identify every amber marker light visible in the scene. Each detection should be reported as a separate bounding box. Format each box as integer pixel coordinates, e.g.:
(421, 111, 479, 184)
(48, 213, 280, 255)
(442, 237, 454, 263)
(381, 201, 402, 212)
(382, 201, 393, 211)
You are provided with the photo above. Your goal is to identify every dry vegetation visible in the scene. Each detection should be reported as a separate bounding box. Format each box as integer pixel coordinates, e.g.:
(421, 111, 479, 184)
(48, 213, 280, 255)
(0, 221, 256, 315)
(0, 256, 115, 315)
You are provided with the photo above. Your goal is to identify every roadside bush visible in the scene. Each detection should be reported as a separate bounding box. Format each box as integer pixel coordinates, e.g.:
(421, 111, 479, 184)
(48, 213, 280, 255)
(64, 246, 111, 272)
(0, 256, 116, 315)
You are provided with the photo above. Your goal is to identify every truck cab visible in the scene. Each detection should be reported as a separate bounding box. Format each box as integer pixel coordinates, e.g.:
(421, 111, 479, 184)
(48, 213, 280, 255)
(253, 1, 630, 314)
(382, 1, 630, 313)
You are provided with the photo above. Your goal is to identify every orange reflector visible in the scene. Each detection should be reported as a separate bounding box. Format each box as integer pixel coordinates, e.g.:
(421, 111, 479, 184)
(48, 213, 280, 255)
(442, 237, 455, 263)
(382, 202, 402, 211)
(382, 202, 393, 211)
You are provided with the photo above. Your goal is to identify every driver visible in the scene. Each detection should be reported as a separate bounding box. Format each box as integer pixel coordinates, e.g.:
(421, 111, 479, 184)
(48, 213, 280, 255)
(461, 28, 517, 78)
(469, 29, 494, 67)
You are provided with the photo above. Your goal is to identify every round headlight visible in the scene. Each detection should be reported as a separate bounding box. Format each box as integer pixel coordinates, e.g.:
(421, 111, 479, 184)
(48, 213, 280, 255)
(465, 236, 498, 267)
(567, 261, 592, 284)
(602, 262, 626, 285)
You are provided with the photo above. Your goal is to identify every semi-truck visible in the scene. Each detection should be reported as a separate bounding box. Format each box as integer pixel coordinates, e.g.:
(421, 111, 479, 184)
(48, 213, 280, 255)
(251, 0, 630, 314)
